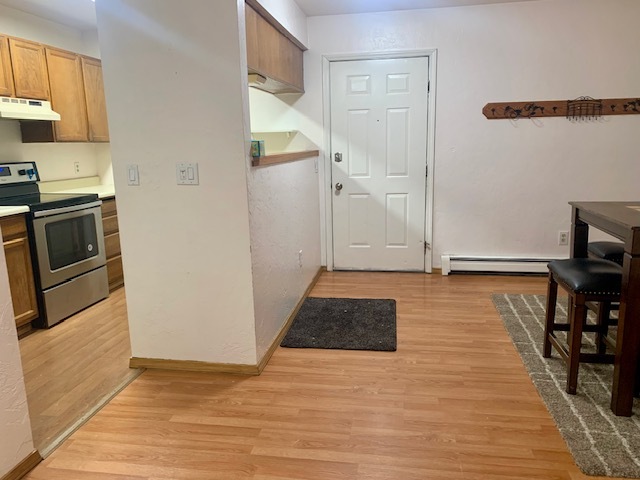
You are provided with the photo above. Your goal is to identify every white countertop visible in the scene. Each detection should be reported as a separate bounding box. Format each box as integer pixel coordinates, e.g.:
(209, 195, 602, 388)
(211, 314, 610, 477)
(0, 206, 30, 217)
(49, 185, 116, 199)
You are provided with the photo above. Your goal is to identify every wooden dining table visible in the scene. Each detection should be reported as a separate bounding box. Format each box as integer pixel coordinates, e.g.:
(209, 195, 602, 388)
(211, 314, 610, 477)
(569, 201, 640, 416)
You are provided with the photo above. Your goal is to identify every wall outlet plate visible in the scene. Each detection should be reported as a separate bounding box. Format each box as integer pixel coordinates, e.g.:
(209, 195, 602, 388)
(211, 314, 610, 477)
(558, 231, 569, 246)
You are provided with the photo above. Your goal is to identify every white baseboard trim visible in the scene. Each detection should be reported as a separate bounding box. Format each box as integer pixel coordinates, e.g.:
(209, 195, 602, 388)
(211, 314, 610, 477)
(440, 255, 565, 275)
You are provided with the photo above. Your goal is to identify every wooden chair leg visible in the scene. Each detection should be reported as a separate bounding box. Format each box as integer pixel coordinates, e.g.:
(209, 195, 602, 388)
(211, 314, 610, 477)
(543, 272, 558, 358)
(596, 301, 611, 355)
(566, 295, 585, 395)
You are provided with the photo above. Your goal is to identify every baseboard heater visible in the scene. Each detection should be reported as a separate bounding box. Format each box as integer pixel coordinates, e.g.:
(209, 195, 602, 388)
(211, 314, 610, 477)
(440, 255, 566, 276)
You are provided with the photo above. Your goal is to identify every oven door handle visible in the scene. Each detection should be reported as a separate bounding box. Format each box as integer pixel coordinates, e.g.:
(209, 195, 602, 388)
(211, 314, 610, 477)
(32, 200, 103, 218)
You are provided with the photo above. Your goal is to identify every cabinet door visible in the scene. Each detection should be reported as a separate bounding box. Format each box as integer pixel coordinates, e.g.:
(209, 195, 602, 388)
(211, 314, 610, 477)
(81, 57, 110, 142)
(9, 38, 49, 100)
(101, 198, 124, 292)
(1, 216, 39, 327)
(5, 237, 39, 326)
(256, 14, 282, 81)
(106, 255, 124, 292)
(277, 34, 303, 91)
(0, 35, 15, 97)
(245, 5, 260, 71)
(45, 48, 89, 142)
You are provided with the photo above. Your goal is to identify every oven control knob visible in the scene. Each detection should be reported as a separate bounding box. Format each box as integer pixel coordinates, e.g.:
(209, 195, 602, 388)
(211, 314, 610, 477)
(87, 244, 93, 252)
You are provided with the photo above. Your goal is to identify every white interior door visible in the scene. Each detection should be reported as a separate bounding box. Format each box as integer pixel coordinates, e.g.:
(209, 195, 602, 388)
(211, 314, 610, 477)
(330, 57, 429, 271)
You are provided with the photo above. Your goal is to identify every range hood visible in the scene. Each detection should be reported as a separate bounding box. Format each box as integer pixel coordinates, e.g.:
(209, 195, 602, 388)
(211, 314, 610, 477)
(0, 96, 60, 121)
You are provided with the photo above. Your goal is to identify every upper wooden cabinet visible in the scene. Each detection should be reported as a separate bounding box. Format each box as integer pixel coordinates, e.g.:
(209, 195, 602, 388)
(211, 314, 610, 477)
(245, 3, 304, 94)
(20, 50, 110, 144)
(0, 32, 109, 143)
(8, 38, 49, 100)
(45, 48, 89, 142)
(82, 57, 110, 142)
(0, 36, 15, 97)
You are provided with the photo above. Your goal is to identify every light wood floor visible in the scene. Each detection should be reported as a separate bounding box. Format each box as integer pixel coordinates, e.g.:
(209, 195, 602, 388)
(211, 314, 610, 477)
(24, 272, 622, 479)
(19, 287, 140, 455)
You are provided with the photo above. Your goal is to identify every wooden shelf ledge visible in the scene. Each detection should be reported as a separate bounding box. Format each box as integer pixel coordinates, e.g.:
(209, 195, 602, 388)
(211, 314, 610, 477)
(251, 150, 319, 167)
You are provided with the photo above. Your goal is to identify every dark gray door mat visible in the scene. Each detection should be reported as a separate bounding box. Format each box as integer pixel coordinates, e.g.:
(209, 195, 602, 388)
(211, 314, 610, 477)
(280, 297, 397, 351)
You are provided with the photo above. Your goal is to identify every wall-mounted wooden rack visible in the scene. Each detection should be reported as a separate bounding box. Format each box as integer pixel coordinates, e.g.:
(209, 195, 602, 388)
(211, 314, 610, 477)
(483, 97, 640, 120)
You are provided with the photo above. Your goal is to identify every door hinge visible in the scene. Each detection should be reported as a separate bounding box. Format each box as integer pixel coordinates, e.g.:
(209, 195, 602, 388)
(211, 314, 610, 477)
(427, 80, 430, 93)
(425, 165, 428, 177)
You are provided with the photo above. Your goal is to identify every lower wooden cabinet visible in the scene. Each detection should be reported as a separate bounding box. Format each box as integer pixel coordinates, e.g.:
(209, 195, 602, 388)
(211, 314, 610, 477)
(0, 215, 39, 336)
(101, 198, 124, 292)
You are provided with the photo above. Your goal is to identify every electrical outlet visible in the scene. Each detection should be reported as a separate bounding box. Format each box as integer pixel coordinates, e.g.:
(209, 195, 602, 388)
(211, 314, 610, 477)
(74, 161, 80, 174)
(558, 231, 569, 246)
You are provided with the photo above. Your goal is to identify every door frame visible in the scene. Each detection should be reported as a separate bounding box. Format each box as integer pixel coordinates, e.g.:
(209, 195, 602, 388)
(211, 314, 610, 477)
(321, 49, 438, 273)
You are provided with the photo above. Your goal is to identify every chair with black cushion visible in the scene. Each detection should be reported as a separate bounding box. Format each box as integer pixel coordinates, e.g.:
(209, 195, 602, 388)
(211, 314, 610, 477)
(588, 241, 625, 266)
(543, 258, 622, 394)
(587, 241, 623, 324)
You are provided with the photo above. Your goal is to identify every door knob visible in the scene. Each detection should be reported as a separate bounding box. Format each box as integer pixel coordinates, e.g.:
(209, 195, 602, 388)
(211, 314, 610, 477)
(335, 182, 343, 191)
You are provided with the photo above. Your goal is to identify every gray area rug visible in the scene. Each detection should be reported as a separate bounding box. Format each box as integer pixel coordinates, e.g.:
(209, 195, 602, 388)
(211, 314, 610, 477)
(493, 294, 640, 478)
(280, 297, 396, 351)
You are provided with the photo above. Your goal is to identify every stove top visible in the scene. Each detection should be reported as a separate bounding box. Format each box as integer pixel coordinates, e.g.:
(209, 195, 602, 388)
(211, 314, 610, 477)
(0, 162, 99, 213)
(0, 192, 99, 212)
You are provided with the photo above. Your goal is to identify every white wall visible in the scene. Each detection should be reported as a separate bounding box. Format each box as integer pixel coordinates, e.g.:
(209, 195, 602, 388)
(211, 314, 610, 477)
(96, 0, 258, 365)
(0, 4, 108, 183)
(0, 122, 101, 181)
(247, 89, 320, 360)
(0, 4, 96, 55)
(304, 0, 640, 268)
(0, 240, 34, 477)
(243, 0, 320, 361)
(247, 157, 321, 359)
(81, 28, 102, 58)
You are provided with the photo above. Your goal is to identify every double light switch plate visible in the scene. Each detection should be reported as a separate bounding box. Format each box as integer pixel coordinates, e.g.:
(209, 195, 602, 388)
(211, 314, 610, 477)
(176, 163, 199, 185)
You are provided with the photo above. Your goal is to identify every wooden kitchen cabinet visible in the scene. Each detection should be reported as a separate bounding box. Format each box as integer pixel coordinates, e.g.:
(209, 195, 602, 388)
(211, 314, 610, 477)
(245, 3, 304, 94)
(0, 215, 39, 337)
(21, 50, 110, 144)
(81, 57, 110, 142)
(2, 32, 110, 143)
(0, 35, 15, 97)
(44, 48, 89, 142)
(101, 198, 124, 292)
(8, 38, 49, 100)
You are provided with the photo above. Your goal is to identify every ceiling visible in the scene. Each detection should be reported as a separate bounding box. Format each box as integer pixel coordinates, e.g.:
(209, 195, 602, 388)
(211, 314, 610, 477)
(294, 0, 540, 16)
(0, 0, 541, 31)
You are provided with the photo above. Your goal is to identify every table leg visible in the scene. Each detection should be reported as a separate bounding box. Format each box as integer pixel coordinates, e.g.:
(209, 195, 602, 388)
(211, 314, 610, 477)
(570, 208, 589, 258)
(611, 254, 640, 416)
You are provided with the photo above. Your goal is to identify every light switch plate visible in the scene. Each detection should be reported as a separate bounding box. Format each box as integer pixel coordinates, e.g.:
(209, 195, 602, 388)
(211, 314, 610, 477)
(176, 163, 199, 185)
(126, 164, 139, 186)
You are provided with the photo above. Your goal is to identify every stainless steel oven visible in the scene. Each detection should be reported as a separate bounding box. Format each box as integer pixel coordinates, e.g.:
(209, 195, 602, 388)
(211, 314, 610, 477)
(32, 202, 109, 327)
(33, 202, 106, 289)
(0, 161, 109, 328)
